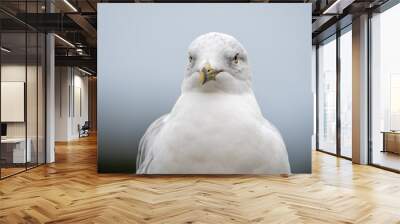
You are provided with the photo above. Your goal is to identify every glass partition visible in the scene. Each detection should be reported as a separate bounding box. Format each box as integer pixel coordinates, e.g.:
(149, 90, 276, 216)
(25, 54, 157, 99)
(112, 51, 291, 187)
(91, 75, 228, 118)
(27, 31, 38, 169)
(0, 31, 28, 177)
(0, 2, 46, 179)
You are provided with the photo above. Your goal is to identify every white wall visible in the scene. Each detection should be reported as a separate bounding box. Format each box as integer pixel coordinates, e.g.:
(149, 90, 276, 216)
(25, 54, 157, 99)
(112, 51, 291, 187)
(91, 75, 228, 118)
(71, 72, 89, 138)
(55, 67, 89, 141)
(1, 65, 42, 137)
(1, 65, 26, 136)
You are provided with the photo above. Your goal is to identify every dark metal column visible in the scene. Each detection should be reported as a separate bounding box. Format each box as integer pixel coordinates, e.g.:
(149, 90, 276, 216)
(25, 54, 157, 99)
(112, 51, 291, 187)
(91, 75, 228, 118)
(336, 28, 341, 157)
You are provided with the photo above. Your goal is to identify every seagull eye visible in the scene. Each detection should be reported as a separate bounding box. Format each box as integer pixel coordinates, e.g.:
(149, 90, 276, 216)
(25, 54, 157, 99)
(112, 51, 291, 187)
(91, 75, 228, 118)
(233, 53, 239, 64)
(189, 55, 193, 63)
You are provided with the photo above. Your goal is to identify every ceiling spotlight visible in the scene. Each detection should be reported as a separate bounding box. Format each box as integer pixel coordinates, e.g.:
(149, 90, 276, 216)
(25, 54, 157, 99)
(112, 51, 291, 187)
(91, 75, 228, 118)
(1, 47, 11, 53)
(54, 34, 75, 48)
(63, 0, 78, 12)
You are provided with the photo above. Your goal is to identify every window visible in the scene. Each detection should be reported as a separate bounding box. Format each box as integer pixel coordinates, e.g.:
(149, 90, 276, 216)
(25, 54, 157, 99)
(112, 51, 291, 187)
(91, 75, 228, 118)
(317, 36, 337, 154)
(371, 3, 400, 171)
(390, 74, 400, 130)
(316, 26, 353, 159)
(339, 28, 352, 158)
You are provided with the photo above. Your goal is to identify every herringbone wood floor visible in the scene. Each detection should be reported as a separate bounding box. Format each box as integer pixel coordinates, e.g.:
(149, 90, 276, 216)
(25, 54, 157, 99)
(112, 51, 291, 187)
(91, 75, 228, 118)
(1, 135, 400, 224)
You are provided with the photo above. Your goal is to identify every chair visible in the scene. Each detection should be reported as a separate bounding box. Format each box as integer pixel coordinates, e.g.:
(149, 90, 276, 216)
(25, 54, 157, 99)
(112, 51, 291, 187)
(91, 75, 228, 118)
(79, 121, 90, 138)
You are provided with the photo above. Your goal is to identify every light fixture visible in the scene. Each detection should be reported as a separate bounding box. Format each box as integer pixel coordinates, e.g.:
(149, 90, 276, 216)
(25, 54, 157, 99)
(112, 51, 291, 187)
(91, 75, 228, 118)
(63, 0, 78, 12)
(322, 0, 354, 15)
(1, 47, 11, 53)
(54, 34, 75, 48)
(78, 67, 93, 76)
(76, 48, 85, 55)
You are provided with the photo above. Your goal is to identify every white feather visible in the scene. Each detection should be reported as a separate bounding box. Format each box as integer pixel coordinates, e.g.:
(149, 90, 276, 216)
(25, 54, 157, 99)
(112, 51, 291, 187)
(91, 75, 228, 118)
(137, 32, 291, 174)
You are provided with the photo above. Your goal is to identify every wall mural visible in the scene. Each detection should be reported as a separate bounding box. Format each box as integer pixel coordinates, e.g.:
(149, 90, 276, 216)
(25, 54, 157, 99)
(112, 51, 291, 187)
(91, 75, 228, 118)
(136, 33, 291, 174)
(97, 4, 312, 174)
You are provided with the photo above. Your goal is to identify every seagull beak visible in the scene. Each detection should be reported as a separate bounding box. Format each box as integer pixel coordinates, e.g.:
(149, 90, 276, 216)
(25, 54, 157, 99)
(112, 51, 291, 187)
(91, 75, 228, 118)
(199, 63, 221, 85)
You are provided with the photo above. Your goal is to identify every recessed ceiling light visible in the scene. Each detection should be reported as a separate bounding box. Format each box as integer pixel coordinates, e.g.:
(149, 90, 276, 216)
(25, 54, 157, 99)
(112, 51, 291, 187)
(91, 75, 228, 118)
(1, 47, 11, 53)
(63, 0, 78, 12)
(54, 34, 75, 48)
(78, 67, 93, 76)
(323, 0, 354, 15)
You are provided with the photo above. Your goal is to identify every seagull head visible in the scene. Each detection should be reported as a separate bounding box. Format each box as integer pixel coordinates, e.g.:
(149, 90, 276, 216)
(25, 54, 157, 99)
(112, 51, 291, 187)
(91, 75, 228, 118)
(183, 32, 252, 94)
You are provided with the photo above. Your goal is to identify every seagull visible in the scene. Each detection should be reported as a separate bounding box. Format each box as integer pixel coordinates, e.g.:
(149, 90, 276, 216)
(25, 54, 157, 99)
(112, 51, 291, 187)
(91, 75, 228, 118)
(136, 32, 291, 174)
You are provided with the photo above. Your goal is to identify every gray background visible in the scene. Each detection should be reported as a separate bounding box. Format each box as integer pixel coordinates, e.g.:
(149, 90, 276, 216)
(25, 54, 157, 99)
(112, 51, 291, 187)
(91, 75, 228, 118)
(98, 3, 312, 173)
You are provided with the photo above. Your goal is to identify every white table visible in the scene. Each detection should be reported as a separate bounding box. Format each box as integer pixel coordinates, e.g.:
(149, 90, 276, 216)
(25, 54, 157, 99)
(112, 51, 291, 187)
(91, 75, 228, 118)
(1, 138, 31, 163)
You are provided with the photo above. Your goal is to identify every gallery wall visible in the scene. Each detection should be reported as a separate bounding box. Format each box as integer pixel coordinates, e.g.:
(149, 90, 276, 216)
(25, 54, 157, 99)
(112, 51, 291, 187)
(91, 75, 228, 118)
(98, 3, 313, 173)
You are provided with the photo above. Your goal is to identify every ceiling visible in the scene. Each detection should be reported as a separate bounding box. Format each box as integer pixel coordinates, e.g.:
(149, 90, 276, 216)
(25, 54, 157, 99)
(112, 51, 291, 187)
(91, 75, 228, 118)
(0, 0, 393, 74)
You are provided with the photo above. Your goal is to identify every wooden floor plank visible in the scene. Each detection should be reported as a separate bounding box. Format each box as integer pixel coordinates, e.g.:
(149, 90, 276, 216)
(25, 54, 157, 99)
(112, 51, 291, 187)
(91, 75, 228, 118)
(0, 134, 400, 223)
